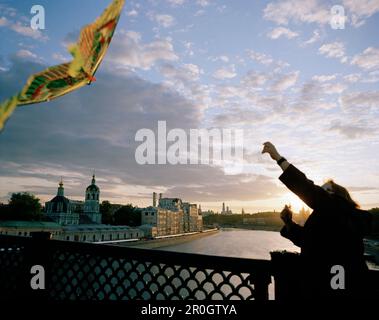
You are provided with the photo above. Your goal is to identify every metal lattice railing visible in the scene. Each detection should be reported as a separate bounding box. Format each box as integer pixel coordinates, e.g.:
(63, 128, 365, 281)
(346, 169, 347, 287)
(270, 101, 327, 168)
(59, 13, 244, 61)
(0, 235, 272, 300)
(2, 234, 377, 300)
(0, 240, 26, 294)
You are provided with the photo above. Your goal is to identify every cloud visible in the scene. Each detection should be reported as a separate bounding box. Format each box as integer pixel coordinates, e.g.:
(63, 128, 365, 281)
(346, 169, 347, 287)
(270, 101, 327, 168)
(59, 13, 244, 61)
(339, 91, 379, 111)
(107, 30, 178, 70)
(154, 14, 176, 28)
(167, 0, 186, 6)
(194, 10, 206, 17)
(247, 50, 273, 65)
(197, 0, 211, 7)
(365, 70, 379, 83)
(321, 82, 346, 94)
(242, 71, 270, 89)
(312, 74, 337, 82)
(11, 23, 47, 40)
(0, 6, 48, 41)
(263, 0, 330, 26)
(212, 107, 267, 126)
(158, 63, 209, 110)
(127, 9, 138, 17)
(264, 0, 379, 28)
(247, 50, 290, 71)
(52, 52, 70, 62)
(351, 47, 379, 70)
(267, 27, 299, 39)
(293, 81, 339, 111)
(213, 66, 237, 80)
(318, 42, 347, 62)
(0, 58, 219, 201)
(165, 174, 283, 202)
(160, 63, 202, 83)
(343, 0, 379, 27)
(15, 49, 38, 61)
(343, 73, 361, 83)
(271, 71, 299, 91)
(0, 17, 8, 26)
(302, 29, 321, 46)
(329, 120, 374, 139)
(0, 58, 289, 205)
(211, 55, 229, 63)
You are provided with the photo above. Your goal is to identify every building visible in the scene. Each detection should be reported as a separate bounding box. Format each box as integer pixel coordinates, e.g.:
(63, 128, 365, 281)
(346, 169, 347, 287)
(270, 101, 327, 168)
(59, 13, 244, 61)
(141, 193, 203, 236)
(182, 202, 199, 232)
(201, 210, 215, 217)
(221, 202, 232, 215)
(59, 224, 143, 242)
(84, 175, 101, 224)
(46, 175, 102, 226)
(45, 180, 79, 225)
(0, 174, 145, 242)
(0, 221, 63, 238)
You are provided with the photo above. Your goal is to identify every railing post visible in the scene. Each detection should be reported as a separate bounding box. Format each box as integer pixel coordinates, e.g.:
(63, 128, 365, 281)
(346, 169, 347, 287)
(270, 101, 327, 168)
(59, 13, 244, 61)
(22, 232, 52, 300)
(249, 271, 271, 300)
(270, 251, 302, 301)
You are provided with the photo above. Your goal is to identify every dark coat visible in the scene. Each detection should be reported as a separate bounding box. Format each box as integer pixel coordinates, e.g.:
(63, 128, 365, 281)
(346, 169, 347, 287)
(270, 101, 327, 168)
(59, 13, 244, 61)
(279, 164, 372, 298)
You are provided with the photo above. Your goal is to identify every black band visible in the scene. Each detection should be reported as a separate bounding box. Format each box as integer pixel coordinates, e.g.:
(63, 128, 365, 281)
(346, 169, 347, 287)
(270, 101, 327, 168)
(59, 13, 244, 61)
(277, 157, 287, 165)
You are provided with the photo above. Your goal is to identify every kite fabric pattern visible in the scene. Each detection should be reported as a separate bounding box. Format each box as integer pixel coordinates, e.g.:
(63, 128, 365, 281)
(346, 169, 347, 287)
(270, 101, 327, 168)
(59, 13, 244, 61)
(0, 0, 125, 131)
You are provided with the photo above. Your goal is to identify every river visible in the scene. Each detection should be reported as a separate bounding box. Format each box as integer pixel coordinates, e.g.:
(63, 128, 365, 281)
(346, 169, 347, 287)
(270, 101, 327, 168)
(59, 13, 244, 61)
(160, 228, 300, 259)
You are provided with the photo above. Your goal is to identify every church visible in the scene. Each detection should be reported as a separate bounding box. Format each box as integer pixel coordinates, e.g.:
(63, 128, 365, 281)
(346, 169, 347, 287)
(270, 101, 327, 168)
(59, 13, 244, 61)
(45, 174, 101, 225)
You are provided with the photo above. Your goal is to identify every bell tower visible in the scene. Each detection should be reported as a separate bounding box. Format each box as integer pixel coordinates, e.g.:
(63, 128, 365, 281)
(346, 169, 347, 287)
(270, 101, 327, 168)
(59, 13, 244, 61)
(84, 174, 101, 223)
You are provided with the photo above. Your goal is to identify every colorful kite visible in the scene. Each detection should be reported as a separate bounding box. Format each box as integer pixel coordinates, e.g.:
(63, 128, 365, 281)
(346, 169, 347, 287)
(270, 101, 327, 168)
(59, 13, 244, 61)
(0, 0, 125, 131)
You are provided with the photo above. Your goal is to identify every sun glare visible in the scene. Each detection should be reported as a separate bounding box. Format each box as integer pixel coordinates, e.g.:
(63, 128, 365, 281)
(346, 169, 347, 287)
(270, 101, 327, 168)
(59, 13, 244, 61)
(281, 193, 308, 213)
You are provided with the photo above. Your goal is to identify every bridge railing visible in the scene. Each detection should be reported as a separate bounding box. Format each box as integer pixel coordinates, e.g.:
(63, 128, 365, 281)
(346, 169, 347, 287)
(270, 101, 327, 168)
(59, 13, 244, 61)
(0, 234, 272, 300)
(1, 233, 378, 300)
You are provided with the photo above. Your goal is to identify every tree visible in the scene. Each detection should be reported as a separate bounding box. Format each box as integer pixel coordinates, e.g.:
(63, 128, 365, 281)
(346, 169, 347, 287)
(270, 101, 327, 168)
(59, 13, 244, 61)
(4, 192, 42, 221)
(100, 200, 113, 224)
(114, 204, 141, 226)
(0, 203, 10, 220)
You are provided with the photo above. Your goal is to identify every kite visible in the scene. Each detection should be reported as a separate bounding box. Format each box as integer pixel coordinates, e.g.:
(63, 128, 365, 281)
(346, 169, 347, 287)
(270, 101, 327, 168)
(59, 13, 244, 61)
(0, 0, 125, 131)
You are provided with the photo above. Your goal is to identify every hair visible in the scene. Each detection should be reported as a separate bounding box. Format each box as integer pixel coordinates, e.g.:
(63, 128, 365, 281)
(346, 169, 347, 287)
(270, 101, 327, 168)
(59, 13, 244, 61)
(326, 179, 360, 209)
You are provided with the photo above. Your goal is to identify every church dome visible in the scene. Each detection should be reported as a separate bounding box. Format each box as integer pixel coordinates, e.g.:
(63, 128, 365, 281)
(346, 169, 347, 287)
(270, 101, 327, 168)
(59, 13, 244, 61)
(86, 174, 100, 192)
(86, 184, 99, 192)
(86, 175, 100, 194)
(47, 180, 72, 213)
(49, 195, 71, 212)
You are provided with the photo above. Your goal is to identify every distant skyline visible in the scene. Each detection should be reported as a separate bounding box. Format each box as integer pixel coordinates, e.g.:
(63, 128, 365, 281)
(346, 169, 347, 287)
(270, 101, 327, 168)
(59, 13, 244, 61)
(0, 0, 379, 213)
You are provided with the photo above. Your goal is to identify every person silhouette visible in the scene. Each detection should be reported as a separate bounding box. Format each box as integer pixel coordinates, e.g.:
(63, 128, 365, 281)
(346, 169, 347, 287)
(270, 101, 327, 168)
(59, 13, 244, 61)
(262, 141, 372, 299)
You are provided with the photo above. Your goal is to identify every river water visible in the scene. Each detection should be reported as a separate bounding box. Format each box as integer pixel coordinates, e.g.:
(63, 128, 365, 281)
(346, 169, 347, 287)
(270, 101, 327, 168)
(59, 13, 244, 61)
(161, 229, 300, 259)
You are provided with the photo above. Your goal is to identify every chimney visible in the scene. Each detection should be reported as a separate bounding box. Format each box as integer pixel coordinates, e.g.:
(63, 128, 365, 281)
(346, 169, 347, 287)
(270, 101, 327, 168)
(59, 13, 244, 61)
(153, 192, 157, 207)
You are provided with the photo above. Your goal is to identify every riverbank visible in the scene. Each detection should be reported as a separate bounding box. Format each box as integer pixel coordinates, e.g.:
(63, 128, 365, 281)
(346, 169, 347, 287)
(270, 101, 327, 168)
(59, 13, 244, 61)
(210, 224, 282, 232)
(112, 228, 219, 249)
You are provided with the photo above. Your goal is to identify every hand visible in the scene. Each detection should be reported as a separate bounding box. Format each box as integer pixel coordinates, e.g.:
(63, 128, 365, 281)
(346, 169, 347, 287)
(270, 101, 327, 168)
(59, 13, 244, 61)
(262, 142, 281, 161)
(280, 205, 293, 225)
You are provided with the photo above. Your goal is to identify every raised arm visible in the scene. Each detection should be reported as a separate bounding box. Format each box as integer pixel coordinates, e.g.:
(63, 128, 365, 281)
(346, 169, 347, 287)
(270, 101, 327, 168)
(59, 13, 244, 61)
(262, 142, 331, 210)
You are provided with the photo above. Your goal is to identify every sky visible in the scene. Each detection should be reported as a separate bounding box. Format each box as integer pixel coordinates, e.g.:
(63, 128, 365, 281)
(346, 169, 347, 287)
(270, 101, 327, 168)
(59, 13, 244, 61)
(0, 0, 379, 213)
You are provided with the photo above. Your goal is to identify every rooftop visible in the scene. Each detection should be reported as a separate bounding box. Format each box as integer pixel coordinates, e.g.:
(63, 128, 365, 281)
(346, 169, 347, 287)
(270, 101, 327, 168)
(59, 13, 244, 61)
(0, 220, 62, 229)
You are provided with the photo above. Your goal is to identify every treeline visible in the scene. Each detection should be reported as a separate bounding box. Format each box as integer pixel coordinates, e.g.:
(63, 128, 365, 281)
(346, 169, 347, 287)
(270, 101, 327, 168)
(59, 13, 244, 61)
(204, 210, 379, 237)
(203, 212, 306, 230)
(100, 201, 141, 226)
(0, 193, 44, 221)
